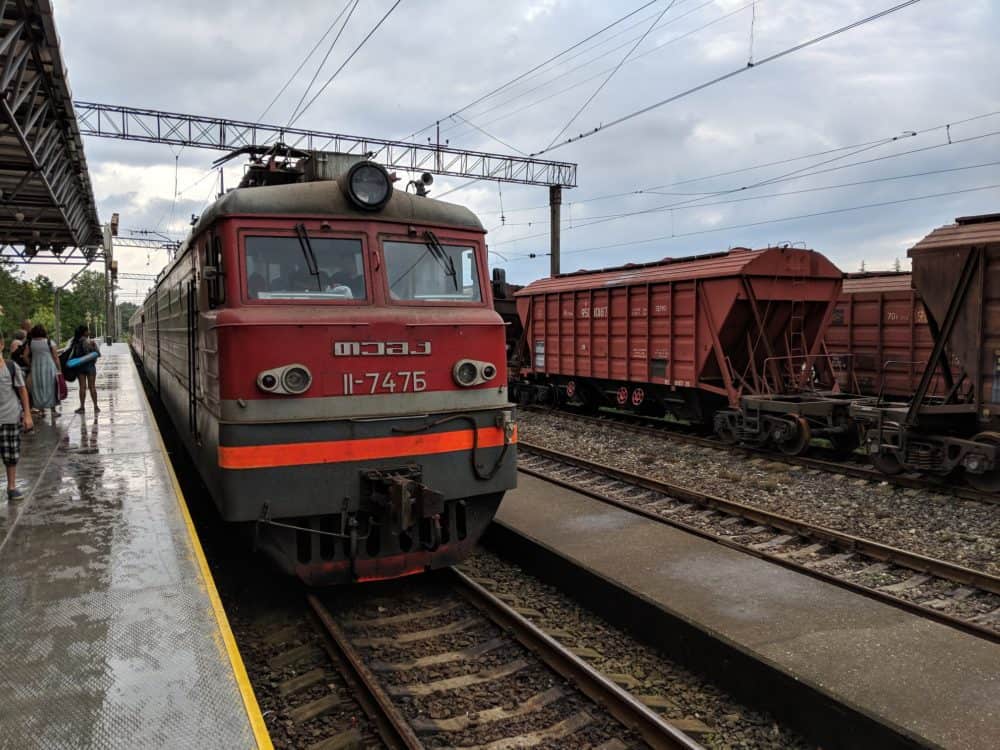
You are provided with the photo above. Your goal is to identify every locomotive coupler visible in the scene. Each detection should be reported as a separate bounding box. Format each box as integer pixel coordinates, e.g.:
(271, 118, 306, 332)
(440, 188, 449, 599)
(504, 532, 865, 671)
(364, 467, 444, 535)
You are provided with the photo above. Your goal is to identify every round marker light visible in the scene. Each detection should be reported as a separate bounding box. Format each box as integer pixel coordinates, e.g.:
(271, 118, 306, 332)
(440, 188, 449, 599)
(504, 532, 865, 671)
(454, 361, 478, 387)
(482, 364, 497, 380)
(346, 161, 391, 210)
(260, 373, 278, 391)
(282, 366, 312, 394)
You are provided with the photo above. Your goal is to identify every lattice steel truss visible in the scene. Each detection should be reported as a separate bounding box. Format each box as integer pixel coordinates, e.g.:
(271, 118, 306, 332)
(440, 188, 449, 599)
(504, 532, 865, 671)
(74, 101, 578, 188)
(0, 1, 102, 265)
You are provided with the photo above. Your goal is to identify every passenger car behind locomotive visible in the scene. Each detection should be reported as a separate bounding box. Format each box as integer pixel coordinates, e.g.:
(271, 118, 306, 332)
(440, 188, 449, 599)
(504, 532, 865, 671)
(851, 213, 1000, 490)
(131, 154, 517, 584)
(509, 246, 858, 455)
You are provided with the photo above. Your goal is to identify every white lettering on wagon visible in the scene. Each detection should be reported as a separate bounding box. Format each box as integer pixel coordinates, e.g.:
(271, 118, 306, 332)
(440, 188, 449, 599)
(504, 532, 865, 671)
(333, 341, 432, 356)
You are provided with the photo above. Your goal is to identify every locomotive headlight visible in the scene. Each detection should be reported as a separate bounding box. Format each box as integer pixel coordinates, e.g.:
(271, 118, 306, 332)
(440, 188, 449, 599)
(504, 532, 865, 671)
(453, 359, 497, 387)
(454, 361, 479, 387)
(258, 364, 312, 395)
(282, 366, 312, 394)
(344, 161, 392, 211)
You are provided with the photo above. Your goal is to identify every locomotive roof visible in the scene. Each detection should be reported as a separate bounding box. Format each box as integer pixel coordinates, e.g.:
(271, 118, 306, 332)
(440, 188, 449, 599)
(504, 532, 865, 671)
(909, 212, 1000, 256)
(191, 178, 485, 236)
(841, 271, 913, 294)
(515, 246, 842, 296)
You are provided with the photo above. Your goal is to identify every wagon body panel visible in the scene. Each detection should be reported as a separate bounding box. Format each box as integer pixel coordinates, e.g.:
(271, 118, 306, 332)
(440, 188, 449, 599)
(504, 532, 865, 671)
(516, 247, 844, 409)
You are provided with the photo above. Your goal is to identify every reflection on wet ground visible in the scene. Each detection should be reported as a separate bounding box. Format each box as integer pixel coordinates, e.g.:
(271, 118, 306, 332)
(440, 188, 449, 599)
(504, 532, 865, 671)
(0, 344, 257, 748)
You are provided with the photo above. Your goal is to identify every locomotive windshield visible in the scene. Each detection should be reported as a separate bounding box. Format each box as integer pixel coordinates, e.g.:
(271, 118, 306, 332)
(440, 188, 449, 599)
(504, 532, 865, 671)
(384, 240, 481, 302)
(245, 236, 366, 300)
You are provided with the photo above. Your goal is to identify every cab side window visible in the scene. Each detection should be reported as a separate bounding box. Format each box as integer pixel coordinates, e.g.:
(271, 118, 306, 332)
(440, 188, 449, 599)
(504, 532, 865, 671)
(206, 236, 225, 308)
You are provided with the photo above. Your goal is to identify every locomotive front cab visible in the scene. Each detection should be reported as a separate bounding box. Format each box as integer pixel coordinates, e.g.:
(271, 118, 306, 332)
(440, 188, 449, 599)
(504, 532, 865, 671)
(200, 166, 517, 584)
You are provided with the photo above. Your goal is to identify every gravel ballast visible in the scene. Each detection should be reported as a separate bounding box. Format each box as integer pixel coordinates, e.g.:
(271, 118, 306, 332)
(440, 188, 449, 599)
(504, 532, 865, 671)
(460, 549, 814, 750)
(518, 409, 1000, 576)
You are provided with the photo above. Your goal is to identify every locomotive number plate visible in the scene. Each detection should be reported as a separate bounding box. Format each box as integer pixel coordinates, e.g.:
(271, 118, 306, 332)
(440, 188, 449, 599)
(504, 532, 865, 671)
(341, 371, 428, 395)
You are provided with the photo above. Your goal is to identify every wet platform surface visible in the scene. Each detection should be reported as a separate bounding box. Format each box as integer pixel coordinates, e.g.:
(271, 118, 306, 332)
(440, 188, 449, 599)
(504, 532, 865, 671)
(499, 473, 1000, 750)
(0, 344, 265, 749)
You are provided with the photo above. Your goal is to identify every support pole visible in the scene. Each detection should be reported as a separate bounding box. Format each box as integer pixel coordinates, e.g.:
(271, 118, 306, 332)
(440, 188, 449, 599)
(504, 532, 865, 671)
(549, 185, 562, 277)
(54, 289, 61, 345)
(103, 224, 113, 344)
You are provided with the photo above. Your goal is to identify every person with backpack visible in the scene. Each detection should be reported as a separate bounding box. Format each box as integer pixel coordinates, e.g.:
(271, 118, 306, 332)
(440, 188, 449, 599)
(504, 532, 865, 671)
(25, 324, 61, 418)
(67, 325, 100, 414)
(0, 331, 33, 501)
(9, 330, 28, 373)
(9, 330, 30, 404)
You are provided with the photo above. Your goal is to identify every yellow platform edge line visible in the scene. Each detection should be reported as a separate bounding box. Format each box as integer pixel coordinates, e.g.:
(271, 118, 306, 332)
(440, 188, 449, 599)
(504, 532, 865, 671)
(136, 357, 274, 750)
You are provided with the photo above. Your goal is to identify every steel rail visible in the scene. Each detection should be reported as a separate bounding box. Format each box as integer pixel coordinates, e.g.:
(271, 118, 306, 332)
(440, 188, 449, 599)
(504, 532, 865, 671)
(518, 441, 1000, 643)
(522, 405, 1000, 506)
(447, 567, 702, 750)
(309, 578, 702, 750)
(307, 594, 423, 750)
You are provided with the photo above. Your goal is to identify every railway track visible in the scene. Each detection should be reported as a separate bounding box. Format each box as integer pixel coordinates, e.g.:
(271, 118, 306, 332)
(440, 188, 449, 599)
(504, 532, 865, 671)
(522, 405, 1000, 506)
(307, 569, 702, 749)
(518, 441, 1000, 642)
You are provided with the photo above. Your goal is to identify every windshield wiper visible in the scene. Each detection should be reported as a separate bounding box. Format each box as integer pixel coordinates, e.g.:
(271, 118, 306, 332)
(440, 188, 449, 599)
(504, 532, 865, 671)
(424, 230, 458, 290)
(294, 223, 323, 291)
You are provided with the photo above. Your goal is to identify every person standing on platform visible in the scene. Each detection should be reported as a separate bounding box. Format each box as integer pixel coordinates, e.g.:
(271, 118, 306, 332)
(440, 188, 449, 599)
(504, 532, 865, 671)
(25, 324, 61, 418)
(9, 330, 28, 375)
(11, 325, 31, 409)
(0, 332, 33, 501)
(70, 325, 100, 414)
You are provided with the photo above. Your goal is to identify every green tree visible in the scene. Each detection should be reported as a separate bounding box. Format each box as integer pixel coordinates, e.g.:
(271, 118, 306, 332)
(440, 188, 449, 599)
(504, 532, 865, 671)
(60, 270, 106, 338)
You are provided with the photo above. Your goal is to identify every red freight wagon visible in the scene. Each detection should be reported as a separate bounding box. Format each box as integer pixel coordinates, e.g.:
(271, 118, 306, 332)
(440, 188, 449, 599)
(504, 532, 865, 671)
(852, 213, 1000, 489)
(825, 272, 938, 399)
(512, 247, 856, 454)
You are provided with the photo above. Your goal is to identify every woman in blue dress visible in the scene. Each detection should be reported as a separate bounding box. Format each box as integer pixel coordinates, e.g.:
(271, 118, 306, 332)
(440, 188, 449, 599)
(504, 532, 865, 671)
(25, 324, 61, 417)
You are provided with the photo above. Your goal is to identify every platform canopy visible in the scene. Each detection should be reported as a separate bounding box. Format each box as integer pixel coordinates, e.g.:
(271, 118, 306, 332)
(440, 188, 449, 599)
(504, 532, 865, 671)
(0, 0, 101, 266)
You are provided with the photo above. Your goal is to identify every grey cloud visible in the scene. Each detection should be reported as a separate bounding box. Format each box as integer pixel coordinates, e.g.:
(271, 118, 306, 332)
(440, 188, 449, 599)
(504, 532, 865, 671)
(38, 0, 1000, 288)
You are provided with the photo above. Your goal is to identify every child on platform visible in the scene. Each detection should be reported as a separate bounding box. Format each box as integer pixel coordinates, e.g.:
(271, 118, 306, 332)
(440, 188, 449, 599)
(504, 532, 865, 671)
(0, 332, 33, 500)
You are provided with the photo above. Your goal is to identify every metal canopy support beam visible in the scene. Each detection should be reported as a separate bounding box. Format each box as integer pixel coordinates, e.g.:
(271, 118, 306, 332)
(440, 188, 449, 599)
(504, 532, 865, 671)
(74, 101, 578, 189)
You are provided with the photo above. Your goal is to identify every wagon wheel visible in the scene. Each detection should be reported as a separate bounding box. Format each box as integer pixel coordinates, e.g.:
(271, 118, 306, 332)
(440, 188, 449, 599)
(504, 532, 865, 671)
(870, 450, 904, 476)
(965, 432, 1000, 493)
(776, 416, 811, 456)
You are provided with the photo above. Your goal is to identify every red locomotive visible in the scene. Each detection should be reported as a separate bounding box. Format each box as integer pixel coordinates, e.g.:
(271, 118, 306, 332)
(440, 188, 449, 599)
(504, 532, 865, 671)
(509, 246, 859, 455)
(131, 153, 517, 585)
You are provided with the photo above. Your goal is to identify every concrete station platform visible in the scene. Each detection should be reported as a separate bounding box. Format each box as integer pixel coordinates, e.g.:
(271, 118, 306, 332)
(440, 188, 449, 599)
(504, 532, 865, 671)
(0, 344, 270, 749)
(494, 473, 1000, 750)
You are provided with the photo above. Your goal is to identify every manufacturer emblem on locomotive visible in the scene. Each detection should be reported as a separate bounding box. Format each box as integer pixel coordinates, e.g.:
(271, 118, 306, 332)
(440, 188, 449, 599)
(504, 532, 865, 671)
(333, 341, 432, 356)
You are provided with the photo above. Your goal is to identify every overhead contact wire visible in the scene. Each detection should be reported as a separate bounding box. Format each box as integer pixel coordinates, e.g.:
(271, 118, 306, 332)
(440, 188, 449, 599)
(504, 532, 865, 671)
(288, 0, 405, 128)
(531, 0, 925, 156)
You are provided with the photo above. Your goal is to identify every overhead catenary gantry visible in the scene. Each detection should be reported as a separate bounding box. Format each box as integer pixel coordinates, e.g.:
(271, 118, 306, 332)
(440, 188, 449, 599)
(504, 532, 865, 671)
(0, 0, 102, 266)
(75, 101, 577, 273)
(0, 5, 577, 273)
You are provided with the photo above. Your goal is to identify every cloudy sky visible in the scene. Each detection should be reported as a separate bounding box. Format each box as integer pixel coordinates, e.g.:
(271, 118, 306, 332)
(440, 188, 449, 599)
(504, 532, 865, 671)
(37, 0, 1000, 299)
